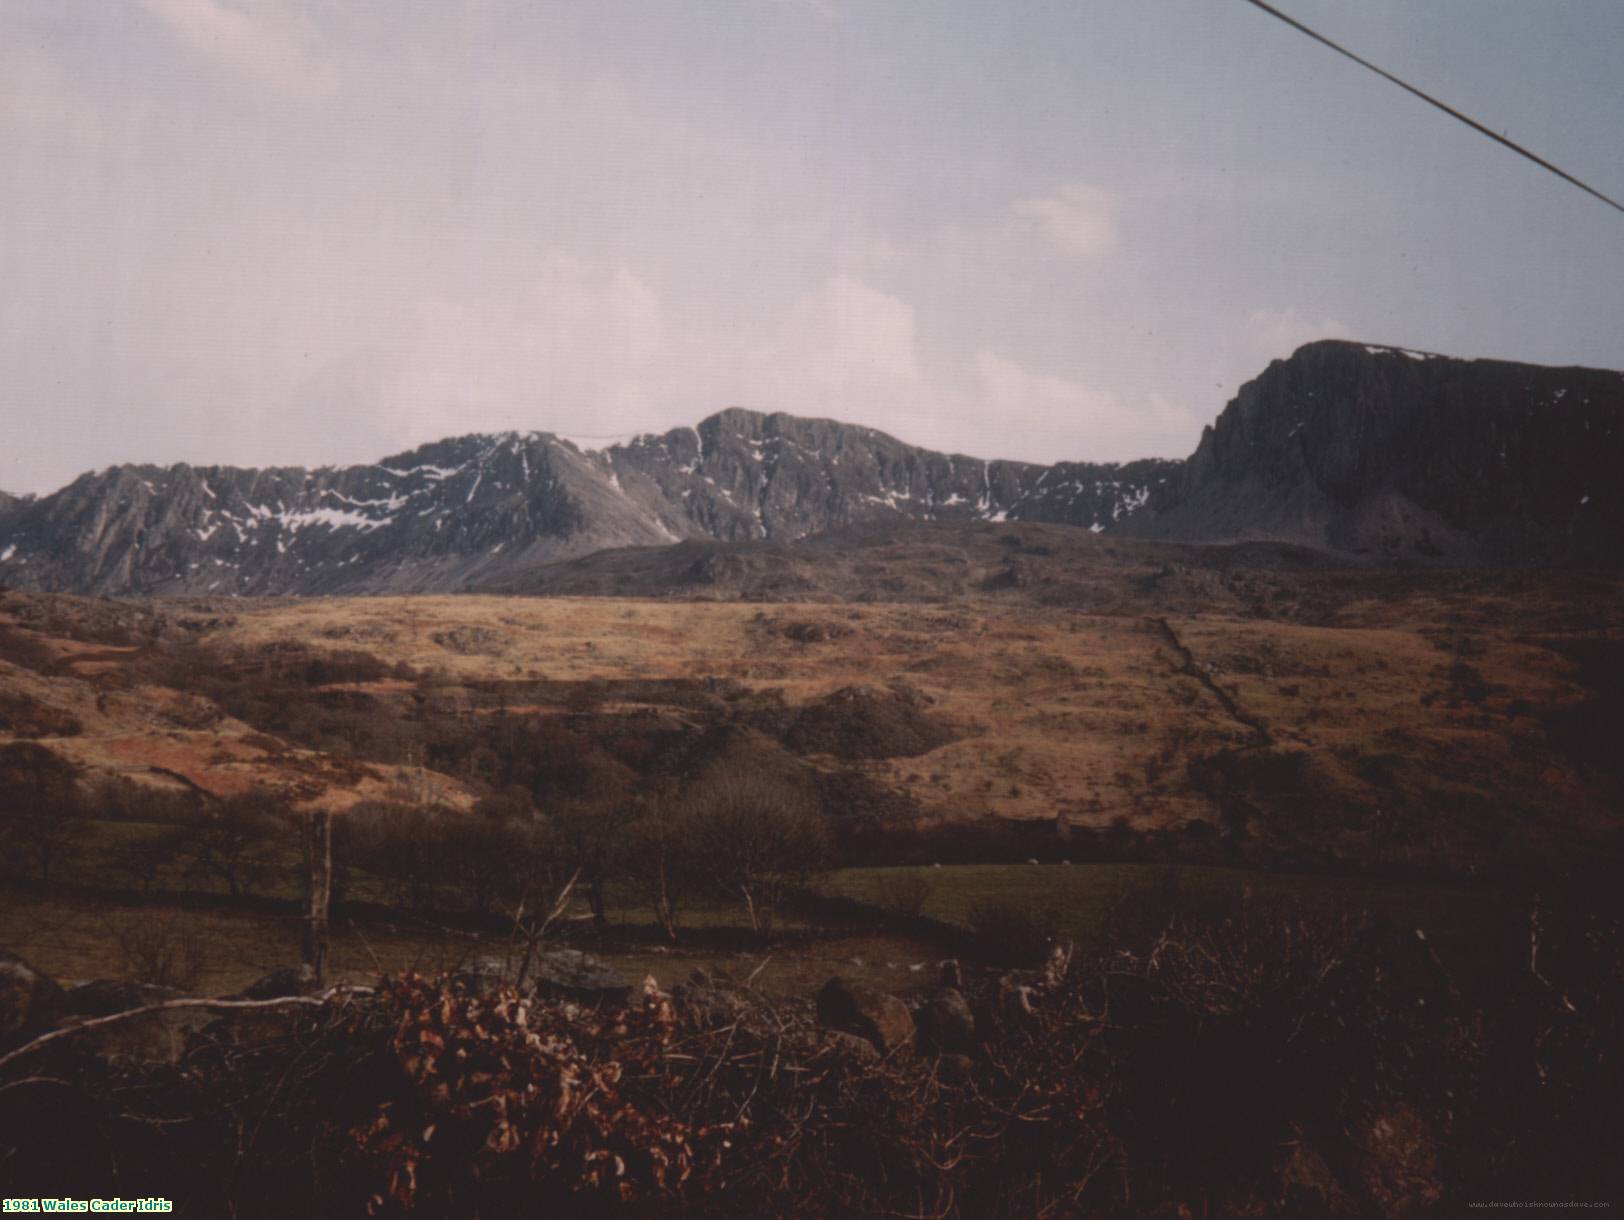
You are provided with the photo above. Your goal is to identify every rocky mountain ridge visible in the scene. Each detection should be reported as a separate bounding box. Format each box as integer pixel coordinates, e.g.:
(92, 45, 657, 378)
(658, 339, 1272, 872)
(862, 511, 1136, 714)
(0, 408, 1173, 595)
(1, 340, 1618, 595)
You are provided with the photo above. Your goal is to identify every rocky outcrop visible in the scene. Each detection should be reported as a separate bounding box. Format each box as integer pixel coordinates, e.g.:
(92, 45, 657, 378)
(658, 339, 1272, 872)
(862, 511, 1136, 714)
(1123, 341, 1624, 564)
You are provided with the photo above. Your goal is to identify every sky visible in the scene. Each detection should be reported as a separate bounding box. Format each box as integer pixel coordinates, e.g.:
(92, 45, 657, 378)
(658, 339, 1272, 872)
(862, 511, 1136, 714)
(2, 0, 1621, 496)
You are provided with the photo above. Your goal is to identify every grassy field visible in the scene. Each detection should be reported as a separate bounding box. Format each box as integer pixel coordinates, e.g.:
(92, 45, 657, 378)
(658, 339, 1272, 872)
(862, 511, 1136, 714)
(0, 881, 948, 998)
(1, 856, 1512, 1002)
(823, 861, 1513, 977)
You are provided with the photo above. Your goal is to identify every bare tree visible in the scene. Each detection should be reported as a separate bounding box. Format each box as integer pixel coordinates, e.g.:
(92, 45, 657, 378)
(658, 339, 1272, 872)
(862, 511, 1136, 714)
(682, 767, 834, 935)
(621, 792, 701, 941)
(0, 742, 86, 883)
(545, 750, 639, 928)
(112, 830, 183, 893)
(181, 787, 287, 899)
(341, 800, 446, 911)
(446, 795, 543, 916)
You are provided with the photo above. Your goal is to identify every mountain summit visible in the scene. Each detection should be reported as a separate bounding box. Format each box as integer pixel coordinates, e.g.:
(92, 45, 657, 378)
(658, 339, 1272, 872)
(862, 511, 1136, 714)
(1121, 341, 1622, 563)
(0, 341, 1618, 596)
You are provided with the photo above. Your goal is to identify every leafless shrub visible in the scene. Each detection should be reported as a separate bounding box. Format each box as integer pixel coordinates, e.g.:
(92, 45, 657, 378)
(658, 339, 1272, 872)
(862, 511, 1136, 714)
(115, 911, 208, 991)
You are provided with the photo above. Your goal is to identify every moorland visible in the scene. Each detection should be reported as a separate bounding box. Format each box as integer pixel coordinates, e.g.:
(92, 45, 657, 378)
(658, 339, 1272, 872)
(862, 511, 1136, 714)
(2, 524, 1620, 1214)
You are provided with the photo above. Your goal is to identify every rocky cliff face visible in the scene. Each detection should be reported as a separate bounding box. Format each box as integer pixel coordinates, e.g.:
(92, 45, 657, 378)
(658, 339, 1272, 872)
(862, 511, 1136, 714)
(0, 411, 1171, 595)
(1122, 341, 1623, 563)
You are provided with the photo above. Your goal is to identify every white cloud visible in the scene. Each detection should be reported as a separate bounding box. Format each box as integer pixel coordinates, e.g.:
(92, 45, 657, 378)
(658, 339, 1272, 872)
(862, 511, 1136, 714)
(972, 349, 1198, 463)
(141, 0, 338, 99)
(1243, 307, 1353, 363)
(1012, 184, 1117, 257)
(473, 268, 1198, 466)
(776, 274, 923, 403)
(383, 254, 670, 442)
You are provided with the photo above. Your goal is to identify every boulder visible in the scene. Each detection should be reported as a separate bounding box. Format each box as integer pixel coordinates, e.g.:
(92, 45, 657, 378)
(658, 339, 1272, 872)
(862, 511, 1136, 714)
(60, 979, 185, 1019)
(0, 950, 63, 1047)
(235, 963, 318, 1001)
(915, 987, 977, 1055)
(815, 977, 915, 1057)
(65, 1004, 215, 1066)
(524, 949, 631, 1005)
(672, 977, 749, 1026)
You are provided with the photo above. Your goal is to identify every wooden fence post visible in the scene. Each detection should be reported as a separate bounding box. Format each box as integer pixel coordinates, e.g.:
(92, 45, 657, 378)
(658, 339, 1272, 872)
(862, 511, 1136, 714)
(302, 808, 332, 986)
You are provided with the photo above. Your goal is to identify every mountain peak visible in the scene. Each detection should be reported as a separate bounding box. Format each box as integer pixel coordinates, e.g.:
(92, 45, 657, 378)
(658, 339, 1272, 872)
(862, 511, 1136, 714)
(1122, 340, 1623, 562)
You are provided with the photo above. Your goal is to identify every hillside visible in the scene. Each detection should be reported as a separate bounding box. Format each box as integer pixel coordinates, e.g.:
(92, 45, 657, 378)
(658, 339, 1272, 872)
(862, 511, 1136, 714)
(3, 542, 1620, 881)
(0, 342, 1619, 596)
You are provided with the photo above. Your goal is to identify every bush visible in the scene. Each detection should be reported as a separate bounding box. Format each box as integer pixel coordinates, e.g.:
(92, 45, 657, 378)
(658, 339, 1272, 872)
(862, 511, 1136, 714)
(967, 899, 1061, 965)
(0, 691, 84, 738)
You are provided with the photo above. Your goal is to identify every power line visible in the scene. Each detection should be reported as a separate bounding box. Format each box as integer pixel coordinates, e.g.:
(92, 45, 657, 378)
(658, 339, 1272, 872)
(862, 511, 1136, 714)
(1238, 0, 1624, 216)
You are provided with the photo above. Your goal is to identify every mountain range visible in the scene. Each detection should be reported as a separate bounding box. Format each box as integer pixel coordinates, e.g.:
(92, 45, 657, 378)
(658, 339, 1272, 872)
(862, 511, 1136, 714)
(0, 340, 1618, 596)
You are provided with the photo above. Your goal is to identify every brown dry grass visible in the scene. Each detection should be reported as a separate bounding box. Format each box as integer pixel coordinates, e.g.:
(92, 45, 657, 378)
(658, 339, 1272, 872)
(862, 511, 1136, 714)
(5, 582, 1619, 841)
(170, 593, 1617, 840)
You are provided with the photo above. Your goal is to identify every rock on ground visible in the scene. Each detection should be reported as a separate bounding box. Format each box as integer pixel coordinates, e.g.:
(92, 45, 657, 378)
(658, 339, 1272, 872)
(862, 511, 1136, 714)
(815, 977, 915, 1057)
